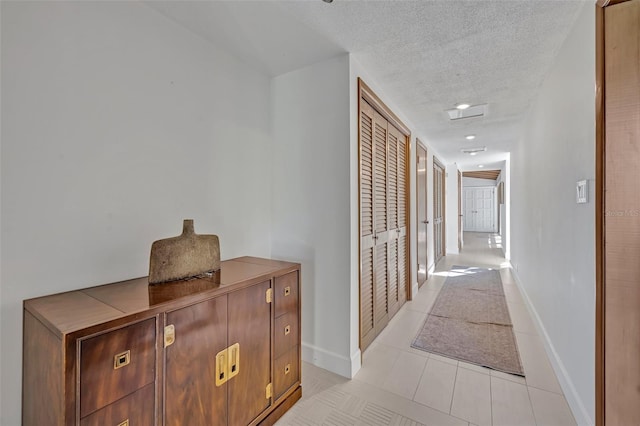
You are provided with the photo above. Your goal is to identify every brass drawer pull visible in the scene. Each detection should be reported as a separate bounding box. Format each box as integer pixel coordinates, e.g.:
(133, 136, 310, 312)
(284, 286, 291, 296)
(215, 343, 240, 386)
(284, 363, 291, 375)
(227, 343, 240, 380)
(117, 420, 129, 426)
(215, 349, 227, 386)
(164, 324, 175, 348)
(284, 325, 291, 336)
(113, 350, 130, 370)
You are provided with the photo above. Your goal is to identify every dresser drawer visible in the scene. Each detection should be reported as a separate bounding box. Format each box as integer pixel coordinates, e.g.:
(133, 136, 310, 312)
(80, 318, 156, 417)
(80, 383, 154, 426)
(273, 345, 299, 400)
(274, 271, 298, 318)
(274, 311, 298, 358)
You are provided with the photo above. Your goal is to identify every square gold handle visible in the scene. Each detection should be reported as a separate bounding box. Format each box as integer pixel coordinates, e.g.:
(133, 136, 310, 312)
(284, 286, 291, 296)
(284, 325, 291, 336)
(284, 363, 291, 375)
(215, 349, 227, 387)
(113, 350, 130, 370)
(117, 420, 129, 426)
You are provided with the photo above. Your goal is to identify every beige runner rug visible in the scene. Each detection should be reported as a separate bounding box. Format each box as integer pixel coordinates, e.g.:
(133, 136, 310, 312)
(412, 265, 524, 376)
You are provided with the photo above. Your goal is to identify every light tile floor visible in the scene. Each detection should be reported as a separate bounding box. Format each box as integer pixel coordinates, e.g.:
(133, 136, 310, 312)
(276, 233, 577, 426)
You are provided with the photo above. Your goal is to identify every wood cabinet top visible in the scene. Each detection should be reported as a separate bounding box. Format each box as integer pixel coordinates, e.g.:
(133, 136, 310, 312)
(24, 256, 300, 338)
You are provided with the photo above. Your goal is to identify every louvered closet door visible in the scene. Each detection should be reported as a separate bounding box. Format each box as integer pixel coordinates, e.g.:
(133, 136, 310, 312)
(372, 109, 391, 337)
(360, 100, 378, 350)
(387, 124, 408, 318)
(360, 99, 408, 352)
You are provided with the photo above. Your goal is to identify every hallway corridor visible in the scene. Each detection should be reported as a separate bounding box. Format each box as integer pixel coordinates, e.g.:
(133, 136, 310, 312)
(277, 233, 576, 425)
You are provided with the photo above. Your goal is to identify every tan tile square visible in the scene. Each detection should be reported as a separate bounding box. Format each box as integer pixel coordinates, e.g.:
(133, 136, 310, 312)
(450, 367, 492, 426)
(515, 332, 563, 394)
(528, 387, 577, 426)
(490, 376, 536, 426)
(413, 358, 457, 413)
(383, 351, 428, 399)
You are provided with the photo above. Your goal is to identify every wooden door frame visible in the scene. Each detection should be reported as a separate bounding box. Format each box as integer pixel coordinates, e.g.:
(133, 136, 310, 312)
(357, 78, 412, 352)
(458, 170, 462, 252)
(416, 140, 428, 286)
(595, 1, 634, 424)
(595, 4, 604, 423)
(433, 156, 446, 262)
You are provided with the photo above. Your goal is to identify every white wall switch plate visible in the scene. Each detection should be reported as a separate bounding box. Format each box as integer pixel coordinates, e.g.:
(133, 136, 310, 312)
(576, 180, 588, 204)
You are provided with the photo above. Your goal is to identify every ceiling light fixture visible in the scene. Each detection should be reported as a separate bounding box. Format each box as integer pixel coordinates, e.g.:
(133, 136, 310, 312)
(460, 146, 487, 155)
(446, 104, 487, 121)
(465, 135, 476, 140)
(478, 165, 484, 168)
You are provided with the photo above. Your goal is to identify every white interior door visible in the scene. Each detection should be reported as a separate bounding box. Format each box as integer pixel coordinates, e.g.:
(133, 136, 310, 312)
(463, 186, 496, 232)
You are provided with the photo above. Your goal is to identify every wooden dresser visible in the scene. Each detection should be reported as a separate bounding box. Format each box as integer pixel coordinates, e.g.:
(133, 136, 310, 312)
(22, 256, 301, 426)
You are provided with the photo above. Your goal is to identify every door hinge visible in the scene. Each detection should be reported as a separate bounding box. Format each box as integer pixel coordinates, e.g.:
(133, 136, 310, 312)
(266, 288, 273, 303)
(164, 324, 175, 348)
(266, 382, 273, 399)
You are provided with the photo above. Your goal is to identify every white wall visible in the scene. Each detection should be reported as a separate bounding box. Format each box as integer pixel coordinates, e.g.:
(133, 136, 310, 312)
(510, 3, 594, 425)
(1, 3, 272, 424)
(271, 55, 354, 376)
(446, 163, 460, 254)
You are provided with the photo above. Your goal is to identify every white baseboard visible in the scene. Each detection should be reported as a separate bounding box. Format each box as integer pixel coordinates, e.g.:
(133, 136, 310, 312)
(302, 342, 359, 379)
(428, 263, 436, 276)
(510, 266, 593, 426)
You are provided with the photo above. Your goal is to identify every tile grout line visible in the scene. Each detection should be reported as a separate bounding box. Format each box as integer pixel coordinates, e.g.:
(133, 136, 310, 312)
(525, 382, 540, 426)
(526, 383, 565, 396)
(410, 353, 430, 401)
(489, 372, 494, 426)
(449, 363, 460, 416)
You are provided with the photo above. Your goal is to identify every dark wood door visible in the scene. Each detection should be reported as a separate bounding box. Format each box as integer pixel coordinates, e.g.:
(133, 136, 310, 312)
(417, 142, 428, 287)
(433, 159, 445, 264)
(164, 297, 228, 426)
(227, 281, 272, 425)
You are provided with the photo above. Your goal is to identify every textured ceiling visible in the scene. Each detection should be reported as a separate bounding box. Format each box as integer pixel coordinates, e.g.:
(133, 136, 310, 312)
(147, 0, 587, 170)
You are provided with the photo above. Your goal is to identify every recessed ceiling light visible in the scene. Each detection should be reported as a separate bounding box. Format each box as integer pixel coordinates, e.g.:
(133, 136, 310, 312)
(470, 152, 477, 156)
(478, 165, 484, 168)
(456, 103, 471, 110)
(465, 135, 476, 140)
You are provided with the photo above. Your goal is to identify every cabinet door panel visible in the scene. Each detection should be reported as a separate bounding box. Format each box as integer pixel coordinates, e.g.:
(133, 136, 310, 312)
(227, 281, 271, 425)
(165, 297, 228, 426)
